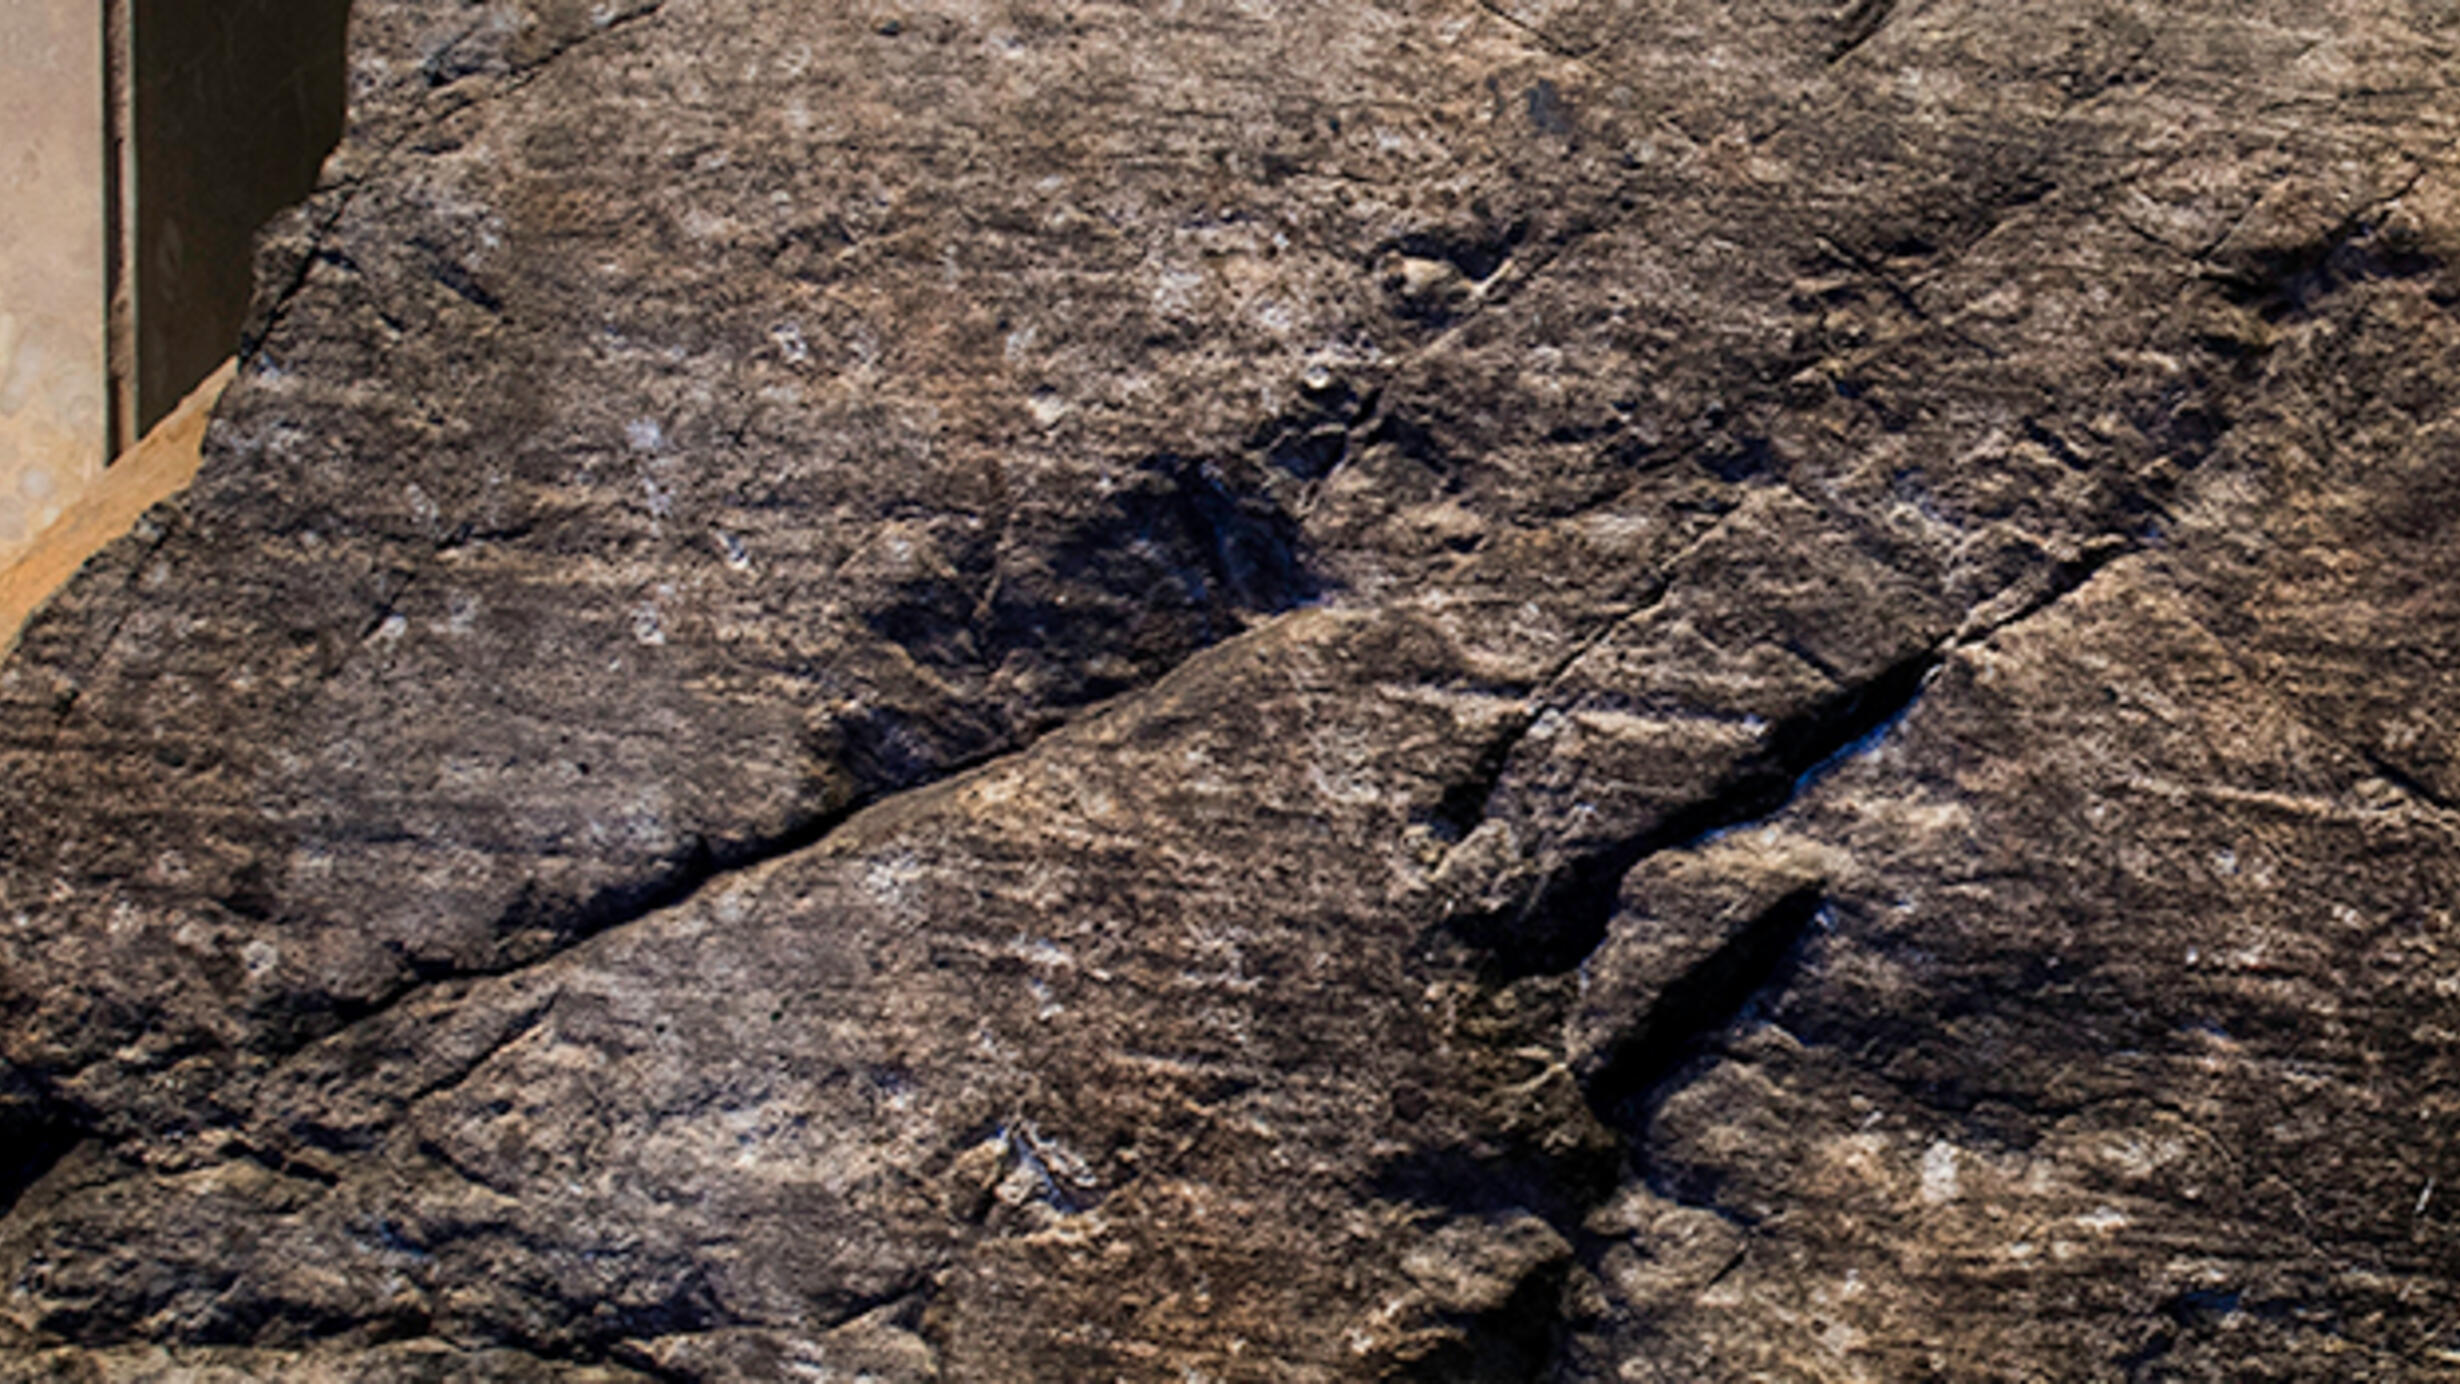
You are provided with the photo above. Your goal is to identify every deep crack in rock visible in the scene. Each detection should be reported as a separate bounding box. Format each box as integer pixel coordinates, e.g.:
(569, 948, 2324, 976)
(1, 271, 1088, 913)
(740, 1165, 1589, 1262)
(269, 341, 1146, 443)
(1459, 648, 1937, 977)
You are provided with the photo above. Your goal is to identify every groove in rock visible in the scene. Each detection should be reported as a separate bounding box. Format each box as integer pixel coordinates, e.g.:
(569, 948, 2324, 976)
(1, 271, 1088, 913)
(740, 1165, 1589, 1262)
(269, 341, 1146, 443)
(1828, 0, 1902, 63)
(1462, 646, 1937, 977)
(314, 488, 1320, 1050)
(1518, 886, 1826, 1383)
(1966, 538, 2142, 645)
(2358, 746, 2459, 815)
(324, 767, 883, 1041)
(1579, 883, 1828, 1137)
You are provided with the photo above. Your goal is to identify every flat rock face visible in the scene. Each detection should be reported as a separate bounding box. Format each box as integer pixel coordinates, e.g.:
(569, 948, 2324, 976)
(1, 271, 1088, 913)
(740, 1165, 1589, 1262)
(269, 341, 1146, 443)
(5, 0, 2460, 1377)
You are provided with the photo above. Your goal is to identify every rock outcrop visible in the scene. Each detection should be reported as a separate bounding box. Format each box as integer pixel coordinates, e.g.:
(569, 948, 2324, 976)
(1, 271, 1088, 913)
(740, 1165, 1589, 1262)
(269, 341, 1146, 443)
(6, 0, 2460, 1377)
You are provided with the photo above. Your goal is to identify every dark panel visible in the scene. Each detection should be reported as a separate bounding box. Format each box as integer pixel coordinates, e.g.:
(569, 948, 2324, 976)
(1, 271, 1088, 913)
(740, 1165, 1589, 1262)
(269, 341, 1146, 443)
(131, 0, 345, 435)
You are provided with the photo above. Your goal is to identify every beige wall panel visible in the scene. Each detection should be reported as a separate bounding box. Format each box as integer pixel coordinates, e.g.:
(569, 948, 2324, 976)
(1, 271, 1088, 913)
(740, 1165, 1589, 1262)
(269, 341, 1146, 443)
(0, 0, 107, 563)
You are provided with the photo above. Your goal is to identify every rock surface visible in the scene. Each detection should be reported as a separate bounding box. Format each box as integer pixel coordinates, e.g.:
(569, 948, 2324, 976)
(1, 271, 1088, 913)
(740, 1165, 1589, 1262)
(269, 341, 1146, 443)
(6, 0, 2460, 1377)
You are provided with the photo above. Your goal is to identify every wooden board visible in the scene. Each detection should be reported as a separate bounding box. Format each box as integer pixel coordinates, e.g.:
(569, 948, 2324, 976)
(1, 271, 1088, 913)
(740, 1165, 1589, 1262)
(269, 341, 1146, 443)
(0, 356, 232, 658)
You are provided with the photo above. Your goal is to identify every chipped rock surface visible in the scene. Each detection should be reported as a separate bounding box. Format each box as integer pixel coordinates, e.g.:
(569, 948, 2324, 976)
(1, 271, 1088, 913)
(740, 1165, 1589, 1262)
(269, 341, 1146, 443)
(6, 0, 2460, 1377)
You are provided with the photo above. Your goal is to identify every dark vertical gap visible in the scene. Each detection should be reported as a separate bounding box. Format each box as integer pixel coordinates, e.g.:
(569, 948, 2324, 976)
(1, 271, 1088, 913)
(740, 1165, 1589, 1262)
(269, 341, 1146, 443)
(0, 1114, 80, 1220)
(129, 0, 348, 434)
(0, 1059, 86, 1221)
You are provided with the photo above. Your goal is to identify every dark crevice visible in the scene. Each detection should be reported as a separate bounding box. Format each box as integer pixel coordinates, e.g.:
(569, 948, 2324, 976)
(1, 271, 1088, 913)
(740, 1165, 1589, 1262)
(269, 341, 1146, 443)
(230, 1138, 344, 1188)
(1515, 888, 1827, 1384)
(1457, 646, 1937, 976)
(413, 241, 505, 315)
(2023, 416, 2089, 470)
(1, 1045, 92, 1221)
(1391, 218, 1530, 286)
(1368, 971, 1613, 1382)
(1962, 536, 2140, 647)
(323, 777, 884, 1042)
(2117, 1328, 2176, 1378)
(2358, 746, 2459, 815)
(556, 1267, 730, 1363)
(1252, 379, 1372, 481)
(1828, 0, 1903, 63)
(1370, 1139, 1614, 1237)
(1367, 975, 1623, 1233)
(1389, 1252, 1578, 1384)
(1384, 629, 1916, 1378)
(1581, 885, 1827, 1134)
(1430, 711, 1539, 844)
(273, 449, 1321, 1070)
(1418, 888, 1827, 1383)
(0, 1103, 83, 1220)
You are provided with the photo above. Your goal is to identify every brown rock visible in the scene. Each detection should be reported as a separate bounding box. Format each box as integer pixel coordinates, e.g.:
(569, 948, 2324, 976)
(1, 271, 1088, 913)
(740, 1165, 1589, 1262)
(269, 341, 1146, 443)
(5, 0, 2460, 1377)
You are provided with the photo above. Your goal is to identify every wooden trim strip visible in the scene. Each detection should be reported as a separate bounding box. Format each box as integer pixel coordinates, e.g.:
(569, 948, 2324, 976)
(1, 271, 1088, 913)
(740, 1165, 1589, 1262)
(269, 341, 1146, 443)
(0, 355, 232, 658)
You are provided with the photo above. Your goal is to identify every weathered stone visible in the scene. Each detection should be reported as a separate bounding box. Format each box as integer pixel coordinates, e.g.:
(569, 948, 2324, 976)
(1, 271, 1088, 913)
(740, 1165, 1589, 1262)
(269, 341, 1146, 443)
(5, 0, 2460, 1377)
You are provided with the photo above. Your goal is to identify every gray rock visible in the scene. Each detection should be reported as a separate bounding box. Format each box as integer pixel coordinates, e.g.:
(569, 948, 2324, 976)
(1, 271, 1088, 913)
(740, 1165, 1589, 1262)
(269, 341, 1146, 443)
(6, 0, 2460, 1376)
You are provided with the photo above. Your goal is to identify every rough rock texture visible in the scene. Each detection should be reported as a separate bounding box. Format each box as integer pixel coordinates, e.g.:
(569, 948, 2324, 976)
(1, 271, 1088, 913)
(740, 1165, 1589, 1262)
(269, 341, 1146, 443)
(7, 0, 2460, 1377)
